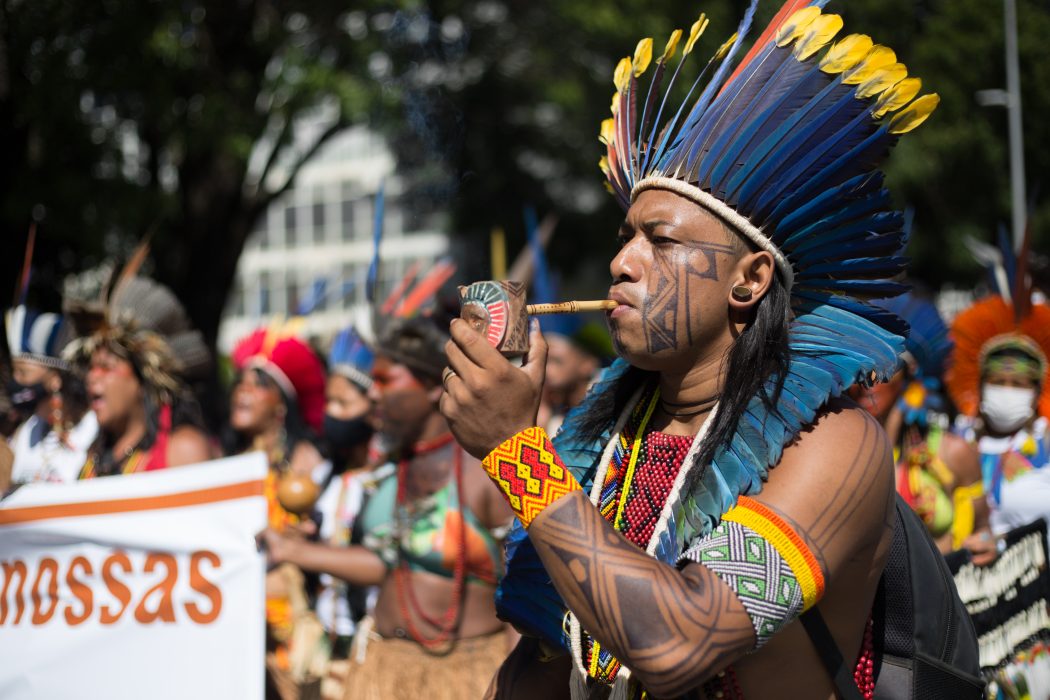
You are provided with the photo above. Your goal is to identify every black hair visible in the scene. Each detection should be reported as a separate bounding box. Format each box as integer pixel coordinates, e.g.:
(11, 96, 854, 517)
(89, 385, 206, 477)
(58, 369, 90, 427)
(221, 367, 318, 459)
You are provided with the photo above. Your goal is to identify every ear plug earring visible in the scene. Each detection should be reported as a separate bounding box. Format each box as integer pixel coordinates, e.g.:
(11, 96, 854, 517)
(731, 285, 753, 302)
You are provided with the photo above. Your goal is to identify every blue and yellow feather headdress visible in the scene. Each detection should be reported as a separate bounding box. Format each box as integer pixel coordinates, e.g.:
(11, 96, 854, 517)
(497, 0, 939, 652)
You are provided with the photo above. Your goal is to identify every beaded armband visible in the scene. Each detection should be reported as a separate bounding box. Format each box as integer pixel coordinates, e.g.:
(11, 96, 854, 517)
(678, 496, 826, 648)
(482, 427, 582, 528)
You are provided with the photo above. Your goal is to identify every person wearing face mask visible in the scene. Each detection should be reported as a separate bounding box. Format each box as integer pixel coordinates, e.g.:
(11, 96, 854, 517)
(945, 295, 1050, 565)
(309, 325, 381, 695)
(5, 305, 97, 485)
(62, 264, 213, 479)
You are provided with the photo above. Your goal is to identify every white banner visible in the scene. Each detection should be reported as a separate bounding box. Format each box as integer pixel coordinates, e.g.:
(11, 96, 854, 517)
(0, 453, 268, 700)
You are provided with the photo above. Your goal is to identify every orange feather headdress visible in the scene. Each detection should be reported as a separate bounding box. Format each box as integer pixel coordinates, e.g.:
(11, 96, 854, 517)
(945, 296, 1050, 419)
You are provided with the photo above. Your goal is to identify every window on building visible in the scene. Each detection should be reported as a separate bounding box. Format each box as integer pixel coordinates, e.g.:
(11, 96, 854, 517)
(340, 200, 355, 241)
(259, 272, 271, 315)
(313, 202, 326, 244)
(286, 279, 299, 315)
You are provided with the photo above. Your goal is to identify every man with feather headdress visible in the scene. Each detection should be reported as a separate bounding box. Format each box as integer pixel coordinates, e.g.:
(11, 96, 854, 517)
(439, 2, 979, 698)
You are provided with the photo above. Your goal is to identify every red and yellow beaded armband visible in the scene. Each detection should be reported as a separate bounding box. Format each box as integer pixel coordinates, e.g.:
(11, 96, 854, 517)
(482, 427, 582, 528)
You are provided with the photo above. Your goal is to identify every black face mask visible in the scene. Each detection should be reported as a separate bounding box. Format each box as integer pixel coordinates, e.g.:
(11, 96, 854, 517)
(6, 378, 47, 411)
(323, 414, 374, 454)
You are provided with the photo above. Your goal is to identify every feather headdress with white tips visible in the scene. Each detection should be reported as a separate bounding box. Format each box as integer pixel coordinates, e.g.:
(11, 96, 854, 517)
(499, 0, 939, 661)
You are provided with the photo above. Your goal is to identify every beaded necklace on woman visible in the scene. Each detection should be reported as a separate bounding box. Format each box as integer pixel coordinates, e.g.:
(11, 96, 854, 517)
(393, 432, 468, 650)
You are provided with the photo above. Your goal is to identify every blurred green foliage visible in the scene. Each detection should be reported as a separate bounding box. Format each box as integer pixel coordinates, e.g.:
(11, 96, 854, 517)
(2, 0, 1048, 346)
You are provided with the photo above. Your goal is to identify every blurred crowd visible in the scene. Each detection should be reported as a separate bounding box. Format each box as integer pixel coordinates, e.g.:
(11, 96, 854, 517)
(3, 226, 1050, 699)
(0, 251, 613, 700)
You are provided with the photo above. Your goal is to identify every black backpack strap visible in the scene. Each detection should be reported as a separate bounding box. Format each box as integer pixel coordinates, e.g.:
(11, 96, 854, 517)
(800, 608, 865, 700)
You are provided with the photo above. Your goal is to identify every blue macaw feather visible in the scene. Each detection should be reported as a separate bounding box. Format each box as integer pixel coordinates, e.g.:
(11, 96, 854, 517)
(778, 190, 891, 249)
(805, 279, 907, 298)
(791, 289, 908, 333)
(677, 0, 760, 137)
(696, 47, 822, 187)
(798, 256, 908, 278)
(773, 172, 885, 237)
(766, 123, 894, 223)
(874, 293, 952, 378)
(791, 234, 906, 265)
(749, 112, 882, 221)
(722, 80, 861, 204)
(789, 210, 903, 258)
(684, 41, 785, 174)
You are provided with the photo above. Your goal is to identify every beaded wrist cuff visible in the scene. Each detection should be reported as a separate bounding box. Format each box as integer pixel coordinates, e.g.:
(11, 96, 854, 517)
(482, 427, 582, 528)
(679, 496, 826, 648)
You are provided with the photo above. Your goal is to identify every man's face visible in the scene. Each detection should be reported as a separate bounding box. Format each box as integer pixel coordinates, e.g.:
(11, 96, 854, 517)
(368, 355, 435, 446)
(606, 188, 743, 372)
(544, 335, 597, 395)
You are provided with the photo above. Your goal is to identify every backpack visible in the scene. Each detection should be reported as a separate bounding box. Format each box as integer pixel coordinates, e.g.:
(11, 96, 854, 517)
(802, 495, 984, 699)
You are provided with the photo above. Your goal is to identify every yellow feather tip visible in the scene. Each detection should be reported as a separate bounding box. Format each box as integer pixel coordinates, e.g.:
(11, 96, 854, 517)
(794, 13, 844, 62)
(888, 93, 939, 134)
(715, 32, 738, 61)
(855, 63, 907, 99)
(610, 92, 619, 115)
(684, 13, 709, 54)
(842, 45, 897, 85)
(660, 29, 683, 63)
(871, 77, 922, 119)
(775, 6, 822, 47)
(613, 57, 632, 93)
(599, 118, 615, 145)
(819, 34, 874, 74)
(633, 38, 653, 77)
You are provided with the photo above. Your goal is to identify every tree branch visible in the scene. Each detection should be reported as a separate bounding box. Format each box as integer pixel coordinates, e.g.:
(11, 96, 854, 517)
(254, 114, 347, 214)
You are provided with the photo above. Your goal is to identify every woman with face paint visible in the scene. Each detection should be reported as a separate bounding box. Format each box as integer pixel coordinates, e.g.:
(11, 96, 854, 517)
(63, 269, 213, 479)
(946, 296, 1050, 564)
(5, 305, 97, 485)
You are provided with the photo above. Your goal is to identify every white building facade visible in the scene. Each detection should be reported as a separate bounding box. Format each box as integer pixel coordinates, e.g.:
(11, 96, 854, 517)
(218, 125, 450, 353)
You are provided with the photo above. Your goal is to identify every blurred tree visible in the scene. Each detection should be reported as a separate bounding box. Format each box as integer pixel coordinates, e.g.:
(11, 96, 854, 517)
(2, 0, 1048, 350)
(0, 0, 392, 344)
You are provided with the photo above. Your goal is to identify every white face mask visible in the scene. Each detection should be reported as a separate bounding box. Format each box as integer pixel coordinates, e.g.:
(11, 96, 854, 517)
(980, 384, 1037, 433)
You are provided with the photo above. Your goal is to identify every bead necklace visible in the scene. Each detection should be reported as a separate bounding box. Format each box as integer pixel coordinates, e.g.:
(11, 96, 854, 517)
(588, 389, 696, 682)
(393, 434, 467, 650)
(701, 615, 876, 700)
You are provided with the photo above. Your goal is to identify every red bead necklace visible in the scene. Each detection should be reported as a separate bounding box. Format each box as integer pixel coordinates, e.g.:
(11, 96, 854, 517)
(702, 615, 876, 699)
(393, 433, 468, 650)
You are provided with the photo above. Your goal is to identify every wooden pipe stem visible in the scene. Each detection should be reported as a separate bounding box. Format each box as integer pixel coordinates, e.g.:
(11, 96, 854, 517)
(525, 300, 617, 315)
